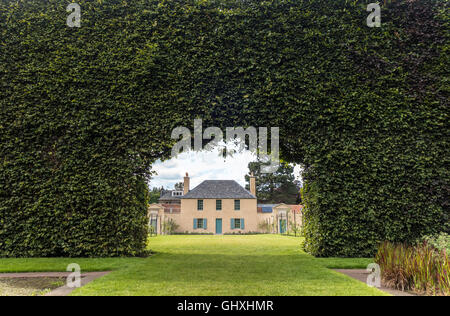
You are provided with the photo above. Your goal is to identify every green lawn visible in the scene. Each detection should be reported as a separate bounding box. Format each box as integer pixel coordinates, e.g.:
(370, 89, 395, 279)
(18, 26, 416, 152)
(0, 235, 388, 296)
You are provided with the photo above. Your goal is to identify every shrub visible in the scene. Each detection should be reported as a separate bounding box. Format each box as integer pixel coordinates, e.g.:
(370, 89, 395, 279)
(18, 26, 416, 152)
(162, 219, 180, 235)
(375, 241, 450, 296)
(288, 221, 302, 237)
(258, 221, 272, 234)
(421, 233, 450, 254)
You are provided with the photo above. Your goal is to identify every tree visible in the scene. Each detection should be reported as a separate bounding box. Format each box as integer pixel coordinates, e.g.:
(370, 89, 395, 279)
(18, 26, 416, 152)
(174, 182, 184, 191)
(245, 161, 301, 204)
(294, 180, 303, 204)
(149, 187, 162, 204)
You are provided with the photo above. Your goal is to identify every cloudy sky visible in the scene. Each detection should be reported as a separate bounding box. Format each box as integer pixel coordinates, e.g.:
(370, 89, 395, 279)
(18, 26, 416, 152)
(149, 145, 302, 190)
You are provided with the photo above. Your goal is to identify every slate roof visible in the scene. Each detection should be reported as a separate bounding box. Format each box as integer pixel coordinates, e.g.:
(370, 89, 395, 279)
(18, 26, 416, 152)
(288, 204, 303, 214)
(181, 180, 256, 199)
(257, 204, 278, 208)
(257, 204, 277, 213)
(257, 204, 304, 213)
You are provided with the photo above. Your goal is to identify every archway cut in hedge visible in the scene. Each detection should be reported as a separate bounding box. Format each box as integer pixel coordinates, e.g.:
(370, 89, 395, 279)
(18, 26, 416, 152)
(0, 0, 448, 257)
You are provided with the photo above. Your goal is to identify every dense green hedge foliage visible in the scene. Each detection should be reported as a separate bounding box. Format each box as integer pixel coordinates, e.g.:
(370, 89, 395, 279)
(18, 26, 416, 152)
(0, 0, 448, 257)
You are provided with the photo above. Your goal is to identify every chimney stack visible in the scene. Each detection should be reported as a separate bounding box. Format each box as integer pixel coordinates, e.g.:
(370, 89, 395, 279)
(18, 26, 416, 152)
(249, 173, 256, 196)
(183, 172, 190, 195)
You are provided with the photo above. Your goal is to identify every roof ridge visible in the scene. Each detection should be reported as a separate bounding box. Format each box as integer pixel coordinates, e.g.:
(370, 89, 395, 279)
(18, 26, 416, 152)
(181, 179, 256, 199)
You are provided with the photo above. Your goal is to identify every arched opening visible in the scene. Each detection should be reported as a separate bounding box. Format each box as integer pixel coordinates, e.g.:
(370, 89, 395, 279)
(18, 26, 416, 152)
(0, 0, 447, 257)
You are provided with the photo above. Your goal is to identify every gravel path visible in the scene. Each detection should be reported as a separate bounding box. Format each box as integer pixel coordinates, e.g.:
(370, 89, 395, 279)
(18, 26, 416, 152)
(0, 272, 111, 296)
(0, 277, 65, 296)
(334, 269, 416, 296)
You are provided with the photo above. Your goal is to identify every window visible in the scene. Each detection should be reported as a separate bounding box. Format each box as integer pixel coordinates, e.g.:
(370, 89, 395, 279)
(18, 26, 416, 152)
(216, 200, 222, 211)
(194, 218, 207, 230)
(231, 218, 244, 230)
(234, 199, 240, 210)
(197, 199, 203, 211)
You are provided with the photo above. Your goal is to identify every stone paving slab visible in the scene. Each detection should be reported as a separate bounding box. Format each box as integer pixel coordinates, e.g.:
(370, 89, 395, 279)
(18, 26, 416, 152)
(45, 271, 111, 296)
(334, 269, 416, 297)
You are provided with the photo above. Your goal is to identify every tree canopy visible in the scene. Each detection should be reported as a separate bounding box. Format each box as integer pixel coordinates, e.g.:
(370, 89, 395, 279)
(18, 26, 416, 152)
(245, 161, 301, 204)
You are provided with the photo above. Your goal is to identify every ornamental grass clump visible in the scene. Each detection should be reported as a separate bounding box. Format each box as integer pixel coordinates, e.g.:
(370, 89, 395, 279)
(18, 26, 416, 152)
(376, 241, 449, 296)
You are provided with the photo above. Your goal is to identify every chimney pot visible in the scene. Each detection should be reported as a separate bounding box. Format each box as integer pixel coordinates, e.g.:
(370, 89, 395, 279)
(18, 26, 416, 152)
(183, 173, 190, 195)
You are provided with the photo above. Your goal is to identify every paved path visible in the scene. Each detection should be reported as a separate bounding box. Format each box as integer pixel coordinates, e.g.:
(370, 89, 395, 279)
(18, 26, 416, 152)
(46, 272, 111, 296)
(334, 269, 415, 296)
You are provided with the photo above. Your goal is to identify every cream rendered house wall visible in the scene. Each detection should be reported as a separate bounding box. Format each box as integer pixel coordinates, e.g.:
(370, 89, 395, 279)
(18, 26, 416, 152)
(149, 201, 302, 235)
(175, 198, 257, 234)
(256, 213, 277, 233)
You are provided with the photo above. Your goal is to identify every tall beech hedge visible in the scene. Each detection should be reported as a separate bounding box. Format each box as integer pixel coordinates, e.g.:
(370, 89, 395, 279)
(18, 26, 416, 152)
(0, 0, 448, 257)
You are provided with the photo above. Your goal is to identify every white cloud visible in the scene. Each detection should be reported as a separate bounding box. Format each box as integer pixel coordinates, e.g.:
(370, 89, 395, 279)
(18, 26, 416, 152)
(149, 141, 303, 190)
(149, 146, 258, 189)
(150, 160, 304, 192)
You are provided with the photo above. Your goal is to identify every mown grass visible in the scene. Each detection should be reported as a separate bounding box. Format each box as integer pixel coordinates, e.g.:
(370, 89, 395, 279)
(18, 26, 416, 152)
(0, 235, 387, 296)
(0, 257, 145, 273)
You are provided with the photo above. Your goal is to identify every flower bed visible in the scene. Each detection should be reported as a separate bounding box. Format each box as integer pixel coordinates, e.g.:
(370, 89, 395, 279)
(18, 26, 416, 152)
(375, 241, 449, 296)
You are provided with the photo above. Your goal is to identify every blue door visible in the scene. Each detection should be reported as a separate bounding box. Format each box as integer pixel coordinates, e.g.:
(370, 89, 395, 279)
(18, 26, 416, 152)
(215, 218, 222, 235)
(279, 219, 286, 234)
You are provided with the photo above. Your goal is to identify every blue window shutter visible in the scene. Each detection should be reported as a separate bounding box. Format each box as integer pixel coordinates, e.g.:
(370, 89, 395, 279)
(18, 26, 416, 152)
(231, 218, 234, 230)
(241, 218, 245, 230)
(204, 219, 207, 229)
(194, 219, 197, 229)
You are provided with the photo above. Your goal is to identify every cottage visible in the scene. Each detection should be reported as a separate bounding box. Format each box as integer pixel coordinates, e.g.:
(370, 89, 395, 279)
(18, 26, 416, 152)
(148, 173, 302, 235)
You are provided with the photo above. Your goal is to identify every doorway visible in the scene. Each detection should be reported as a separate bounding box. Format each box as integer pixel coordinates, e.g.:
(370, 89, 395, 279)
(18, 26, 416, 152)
(215, 218, 222, 235)
(150, 217, 158, 236)
(279, 219, 286, 234)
